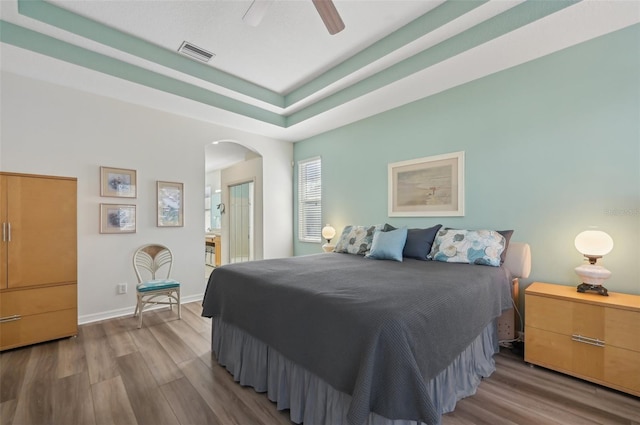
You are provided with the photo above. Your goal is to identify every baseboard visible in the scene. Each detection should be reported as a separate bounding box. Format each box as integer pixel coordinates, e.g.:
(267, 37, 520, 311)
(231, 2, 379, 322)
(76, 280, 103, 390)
(78, 293, 204, 325)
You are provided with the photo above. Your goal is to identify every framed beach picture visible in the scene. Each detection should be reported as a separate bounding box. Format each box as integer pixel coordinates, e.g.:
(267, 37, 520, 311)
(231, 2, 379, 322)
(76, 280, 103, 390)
(388, 151, 464, 217)
(157, 181, 184, 227)
(100, 166, 137, 198)
(100, 204, 136, 233)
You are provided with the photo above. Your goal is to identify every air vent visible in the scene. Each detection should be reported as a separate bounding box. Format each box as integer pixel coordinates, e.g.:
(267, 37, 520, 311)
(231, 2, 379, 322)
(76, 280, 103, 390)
(178, 41, 215, 63)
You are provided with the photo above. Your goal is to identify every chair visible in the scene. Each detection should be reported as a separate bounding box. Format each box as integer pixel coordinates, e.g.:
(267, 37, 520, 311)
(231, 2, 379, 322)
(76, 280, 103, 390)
(133, 244, 181, 328)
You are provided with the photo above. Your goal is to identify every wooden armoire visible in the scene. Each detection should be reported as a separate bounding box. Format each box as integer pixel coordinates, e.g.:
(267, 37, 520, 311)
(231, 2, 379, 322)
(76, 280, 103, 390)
(0, 172, 77, 351)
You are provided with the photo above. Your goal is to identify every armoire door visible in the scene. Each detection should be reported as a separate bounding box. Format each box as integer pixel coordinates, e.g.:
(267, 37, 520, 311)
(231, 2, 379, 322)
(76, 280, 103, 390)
(4, 174, 77, 289)
(0, 175, 7, 289)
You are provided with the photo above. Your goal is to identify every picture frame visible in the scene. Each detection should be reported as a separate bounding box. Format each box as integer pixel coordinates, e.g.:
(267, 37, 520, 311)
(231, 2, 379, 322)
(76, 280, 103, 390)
(388, 151, 464, 217)
(157, 181, 184, 227)
(100, 203, 136, 234)
(100, 166, 137, 198)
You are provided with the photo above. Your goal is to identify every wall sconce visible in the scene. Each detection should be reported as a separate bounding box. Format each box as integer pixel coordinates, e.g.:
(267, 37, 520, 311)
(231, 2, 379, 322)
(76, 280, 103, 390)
(321, 224, 336, 252)
(574, 230, 613, 296)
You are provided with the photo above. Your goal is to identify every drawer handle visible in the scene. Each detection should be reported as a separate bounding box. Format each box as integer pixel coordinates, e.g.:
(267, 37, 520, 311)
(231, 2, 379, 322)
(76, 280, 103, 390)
(571, 334, 605, 347)
(0, 314, 21, 323)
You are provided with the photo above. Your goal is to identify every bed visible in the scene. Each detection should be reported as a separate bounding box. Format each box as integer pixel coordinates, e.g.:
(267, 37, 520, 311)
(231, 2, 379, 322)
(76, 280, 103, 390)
(201, 227, 531, 425)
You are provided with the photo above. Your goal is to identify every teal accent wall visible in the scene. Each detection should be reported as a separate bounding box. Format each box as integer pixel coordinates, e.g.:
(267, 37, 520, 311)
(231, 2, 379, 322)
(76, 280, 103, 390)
(293, 24, 640, 295)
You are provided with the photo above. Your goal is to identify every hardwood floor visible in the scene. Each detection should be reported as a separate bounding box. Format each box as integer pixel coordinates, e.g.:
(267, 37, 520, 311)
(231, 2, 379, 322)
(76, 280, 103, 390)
(1, 302, 638, 425)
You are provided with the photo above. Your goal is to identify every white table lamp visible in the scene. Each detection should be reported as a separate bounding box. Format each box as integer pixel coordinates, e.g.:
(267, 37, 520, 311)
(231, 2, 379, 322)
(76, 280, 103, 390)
(574, 230, 613, 296)
(322, 224, 336, 252)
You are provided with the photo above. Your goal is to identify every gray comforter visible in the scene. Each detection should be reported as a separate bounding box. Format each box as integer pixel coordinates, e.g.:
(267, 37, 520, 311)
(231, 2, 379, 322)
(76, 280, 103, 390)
(201, 253, 512, 425)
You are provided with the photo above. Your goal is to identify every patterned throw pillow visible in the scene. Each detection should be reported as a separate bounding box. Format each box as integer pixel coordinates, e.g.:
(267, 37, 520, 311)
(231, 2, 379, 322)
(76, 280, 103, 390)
(334, 225, 380, 255)
(430, 229, 506, 267)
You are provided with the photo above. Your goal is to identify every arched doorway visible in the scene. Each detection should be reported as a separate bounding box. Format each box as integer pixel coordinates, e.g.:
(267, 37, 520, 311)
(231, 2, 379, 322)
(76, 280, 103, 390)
(205, 141, 263, 271)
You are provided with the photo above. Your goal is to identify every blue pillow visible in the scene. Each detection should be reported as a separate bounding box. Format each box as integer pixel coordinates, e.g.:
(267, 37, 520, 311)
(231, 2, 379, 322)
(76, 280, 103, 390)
(382, 224, 442, 261)
(404, 225, 442, 261)
(365, 227, 408, 262)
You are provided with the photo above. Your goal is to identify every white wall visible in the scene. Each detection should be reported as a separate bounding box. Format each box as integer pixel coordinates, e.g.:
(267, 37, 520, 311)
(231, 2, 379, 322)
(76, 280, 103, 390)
(205, 169, 221, 193)
(205, 169, 221, 231)
(0, 71, 293, 323)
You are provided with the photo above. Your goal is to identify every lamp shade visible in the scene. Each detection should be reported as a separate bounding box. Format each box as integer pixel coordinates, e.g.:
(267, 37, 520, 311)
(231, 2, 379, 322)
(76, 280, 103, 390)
(574, 230, 614, 257)
(322, 224, 336, 241)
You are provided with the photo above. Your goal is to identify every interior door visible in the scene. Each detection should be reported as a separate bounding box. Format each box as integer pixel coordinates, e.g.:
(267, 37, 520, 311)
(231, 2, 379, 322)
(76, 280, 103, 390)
(228, 181, 254, 263)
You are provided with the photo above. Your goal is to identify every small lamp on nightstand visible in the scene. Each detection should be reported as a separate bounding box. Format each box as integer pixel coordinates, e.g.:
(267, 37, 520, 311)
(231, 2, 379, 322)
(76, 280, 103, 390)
(322, 224, 336, 252)
(574, 230, 614, 296)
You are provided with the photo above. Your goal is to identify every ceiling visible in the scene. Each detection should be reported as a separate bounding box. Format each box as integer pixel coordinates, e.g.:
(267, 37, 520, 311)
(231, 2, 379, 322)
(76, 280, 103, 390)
(1, 0, 639, 154)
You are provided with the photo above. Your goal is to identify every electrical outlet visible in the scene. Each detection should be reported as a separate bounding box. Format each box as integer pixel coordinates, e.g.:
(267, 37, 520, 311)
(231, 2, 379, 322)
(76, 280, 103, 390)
(117, 283, 127, 294)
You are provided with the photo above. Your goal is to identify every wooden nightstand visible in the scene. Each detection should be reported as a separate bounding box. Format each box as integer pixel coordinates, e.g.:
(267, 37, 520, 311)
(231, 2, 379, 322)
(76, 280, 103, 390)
(525, 282, 640, 396)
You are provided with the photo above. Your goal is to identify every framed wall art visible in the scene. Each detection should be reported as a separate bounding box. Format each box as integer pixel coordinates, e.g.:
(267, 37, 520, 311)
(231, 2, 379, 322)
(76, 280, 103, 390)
(157, 181, 184, 227)
(100, 203, 136, 234)
(388, 151, 464, 217)
(100, 166, 137, 198)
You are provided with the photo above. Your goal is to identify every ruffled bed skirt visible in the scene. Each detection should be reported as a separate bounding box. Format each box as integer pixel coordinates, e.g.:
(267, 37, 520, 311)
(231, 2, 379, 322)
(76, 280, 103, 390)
(212, 318, 499, 425)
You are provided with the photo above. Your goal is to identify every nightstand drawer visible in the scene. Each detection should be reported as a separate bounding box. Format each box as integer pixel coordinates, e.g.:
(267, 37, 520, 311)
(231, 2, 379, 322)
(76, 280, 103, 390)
(605, 308, 640, 352)
(525, 327, 605, 382)
(525, 282, 640, 397)
(526, 295, 573, 334)
(526, 294, 605, 339)
(525, 327, 573, 371)
(605, 345, 640, 394)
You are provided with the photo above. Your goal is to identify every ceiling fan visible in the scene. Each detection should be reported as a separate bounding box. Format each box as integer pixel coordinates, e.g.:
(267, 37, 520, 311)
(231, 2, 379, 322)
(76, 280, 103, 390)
(243, 0, 345, 35)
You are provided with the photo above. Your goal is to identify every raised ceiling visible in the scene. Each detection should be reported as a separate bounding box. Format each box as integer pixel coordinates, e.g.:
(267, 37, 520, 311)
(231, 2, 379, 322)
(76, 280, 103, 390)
(1, 0, 638, 142)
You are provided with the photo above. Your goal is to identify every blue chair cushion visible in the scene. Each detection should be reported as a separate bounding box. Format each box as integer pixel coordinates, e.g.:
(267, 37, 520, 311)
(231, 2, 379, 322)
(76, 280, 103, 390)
(136, 279, 180, 292)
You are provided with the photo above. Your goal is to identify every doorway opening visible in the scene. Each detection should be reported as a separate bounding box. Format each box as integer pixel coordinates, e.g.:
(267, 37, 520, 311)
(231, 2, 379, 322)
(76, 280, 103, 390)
(205, 141, 263, 275)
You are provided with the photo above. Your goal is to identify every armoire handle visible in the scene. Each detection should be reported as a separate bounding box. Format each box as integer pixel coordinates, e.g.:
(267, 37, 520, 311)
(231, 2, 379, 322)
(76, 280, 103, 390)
(0, 315, 21, 323)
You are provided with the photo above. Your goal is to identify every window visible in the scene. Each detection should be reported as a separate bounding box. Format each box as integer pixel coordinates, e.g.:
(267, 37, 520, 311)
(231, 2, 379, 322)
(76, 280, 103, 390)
(298, 157, 321, 242)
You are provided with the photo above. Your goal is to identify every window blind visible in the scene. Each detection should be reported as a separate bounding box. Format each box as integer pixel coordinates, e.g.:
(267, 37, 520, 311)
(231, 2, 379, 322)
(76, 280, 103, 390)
(298, 157, 322, 243)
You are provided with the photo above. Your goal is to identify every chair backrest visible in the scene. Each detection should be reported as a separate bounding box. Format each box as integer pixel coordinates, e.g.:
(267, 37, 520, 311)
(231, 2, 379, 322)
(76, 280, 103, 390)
(133, 244, 174, 283)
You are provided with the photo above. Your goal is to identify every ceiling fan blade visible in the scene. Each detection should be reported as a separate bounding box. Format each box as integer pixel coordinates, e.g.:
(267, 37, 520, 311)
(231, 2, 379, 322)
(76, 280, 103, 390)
(243, 0, 275, 27)
(312, 0, 345, 35)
